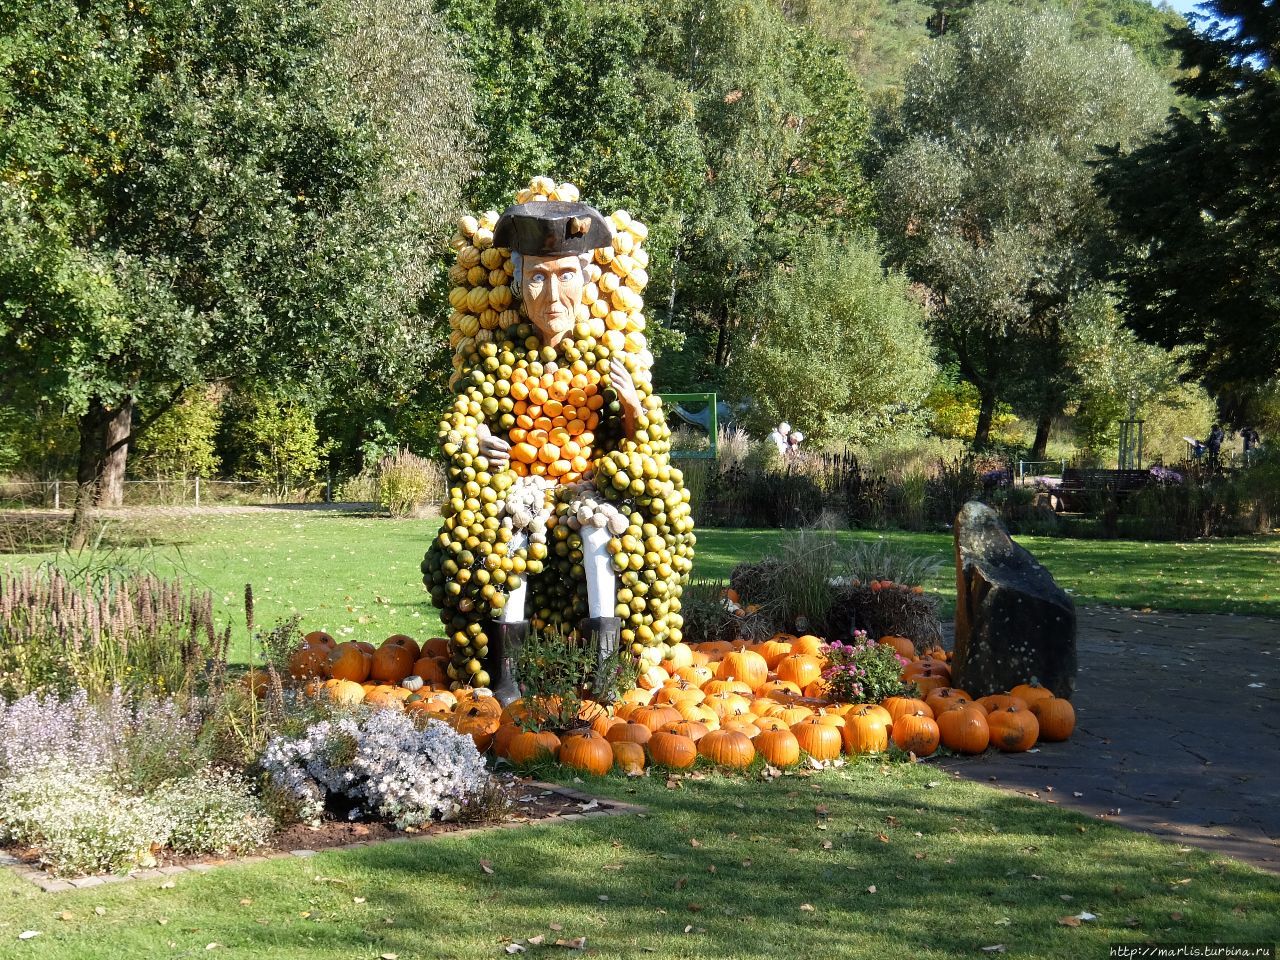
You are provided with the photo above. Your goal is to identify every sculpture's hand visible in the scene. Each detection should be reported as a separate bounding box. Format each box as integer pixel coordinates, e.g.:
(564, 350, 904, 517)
(477, 423, 511, 467)
(609, 357, 644, 424)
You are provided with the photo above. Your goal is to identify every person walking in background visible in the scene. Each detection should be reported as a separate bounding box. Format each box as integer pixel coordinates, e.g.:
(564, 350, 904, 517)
(787, 431, 805, 457)
(767, 422, 791, 455)
(1206, 423, 1226, 470)
(1241, 426, 1261, 465)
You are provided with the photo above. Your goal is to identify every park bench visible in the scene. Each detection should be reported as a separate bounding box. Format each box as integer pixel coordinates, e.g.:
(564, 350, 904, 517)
(1055, 468, 1152, 512)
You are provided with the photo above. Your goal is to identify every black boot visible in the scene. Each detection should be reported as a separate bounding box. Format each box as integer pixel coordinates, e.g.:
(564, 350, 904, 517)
(485, 621, 528, 707)
(579, 616, 623, 704)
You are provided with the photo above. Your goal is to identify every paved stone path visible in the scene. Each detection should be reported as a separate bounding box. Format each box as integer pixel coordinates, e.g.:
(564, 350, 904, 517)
(936, 607, 1280, 872)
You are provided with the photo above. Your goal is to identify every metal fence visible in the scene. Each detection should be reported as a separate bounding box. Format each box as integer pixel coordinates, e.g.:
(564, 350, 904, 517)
(0, 478, 323, 509)
(1015, 460, 1068, 483)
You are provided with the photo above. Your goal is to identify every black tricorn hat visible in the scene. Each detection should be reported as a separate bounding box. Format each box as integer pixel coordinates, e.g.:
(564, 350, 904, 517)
(493, 201, 614, 256)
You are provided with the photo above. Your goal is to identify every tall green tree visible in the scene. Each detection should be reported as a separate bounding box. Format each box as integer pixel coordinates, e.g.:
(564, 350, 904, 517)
(436, 0, 874, 391)
(877, 4, 1166, 450)
(730, 234, 936, 445)
(1098, 0, 1280, 418)
(0, 0, 472, 539)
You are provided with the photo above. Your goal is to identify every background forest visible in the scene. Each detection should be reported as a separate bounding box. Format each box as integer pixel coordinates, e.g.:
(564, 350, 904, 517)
(2, 0, 1277, 520)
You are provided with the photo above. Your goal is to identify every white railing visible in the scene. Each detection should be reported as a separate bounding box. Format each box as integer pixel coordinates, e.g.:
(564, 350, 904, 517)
(1015, 459, 1068, 483)
(0, 478, 324, 509)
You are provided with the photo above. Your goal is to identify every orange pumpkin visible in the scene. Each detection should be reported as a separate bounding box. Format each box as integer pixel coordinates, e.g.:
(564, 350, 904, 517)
(716, 650, 769, 691)
(697, 729, 756, 769)
(987, 705, 1039, 752)
(508, 730, 561, 765)
(881, 696, 933, 724)
(647, 732, 698, 769)
(410, 656, 449, 687)
(891, 711, 940, 757)
(383, 634, 422, 661)
(605, 721, 653, 745)
(371, 643, 415, 684)
(288, 644, 330, 681)
(453, 705, 500, 751)
(630, 704, 682, 732)
(756, 639, 793, 668)
(1030, 697, 1075, 741)
(558, 729, 613, 775)
(776, 654, 824, 688)
(328, 642, 372, 683)
(937, 707, 989, 754)
(611, 740, 646, 774)
(842, 706, 890, 755)
(327, 679, 366, 707)
(1010, 681, 1055, 706)
(754, 729, 801, 767)
(791, 718, 842, 761)
(659, 720, 709, 742)
(977, 694, 1029, 714)
(792, 635, 824, 656)
(303, 630, 336, 649)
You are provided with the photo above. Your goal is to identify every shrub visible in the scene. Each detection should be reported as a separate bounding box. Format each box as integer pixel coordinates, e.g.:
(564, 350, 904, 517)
(0, 763, 168, 876)
(377, 448, 444, 517)
(514, 628, 638, 730)
(151, 767, 272, 855)
(821, 631, 911, 703)
(262, 709, 490, 828)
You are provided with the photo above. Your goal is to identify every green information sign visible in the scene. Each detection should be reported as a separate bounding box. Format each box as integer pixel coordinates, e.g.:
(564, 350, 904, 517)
(659, 393, 718, 460)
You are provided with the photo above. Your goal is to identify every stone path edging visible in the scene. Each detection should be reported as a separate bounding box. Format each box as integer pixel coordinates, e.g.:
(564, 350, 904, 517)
(2, 781, 644, 894)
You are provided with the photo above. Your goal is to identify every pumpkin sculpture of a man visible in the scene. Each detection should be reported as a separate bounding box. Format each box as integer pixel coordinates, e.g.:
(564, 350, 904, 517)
(422, 178, 695, 705)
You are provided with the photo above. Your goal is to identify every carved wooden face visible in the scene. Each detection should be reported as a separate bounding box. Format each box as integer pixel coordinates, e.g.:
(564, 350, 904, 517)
(521, 252, 584, 348)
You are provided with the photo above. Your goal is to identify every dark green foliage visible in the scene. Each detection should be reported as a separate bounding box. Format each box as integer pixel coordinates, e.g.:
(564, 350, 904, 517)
(1098, 0, 1280, 415)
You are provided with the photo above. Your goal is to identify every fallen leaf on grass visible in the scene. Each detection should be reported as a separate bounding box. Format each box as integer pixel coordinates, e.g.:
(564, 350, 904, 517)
(675, 877, 688, 891)
(480, 860, 495, 875)
(549, 923, 564, 931)
(1057, 916, 1081, 928)
(160, 880, 176, 889)
(875, 833, 890, 843)
(554, 937, 587, 949)
(821, 841, 833, 850)
(980, 945, 1007, 953)
(528, 935, 545, 945)
(157, 918, 169, 926)
(205, 943, 222, 950)
(689, 838, 701, 848)
(18, 932, 40, 941)
(57, 912, 74, 922)
(580, 800, 599, 812)
(993, 918, 1011, 927)
(353, 897, 367, 904)
(239, 899, 253, 907)
(504, 944, 526, 955)
(799, 904, 815, 912)
(94, 907, 106, 916)
(380, 954, 399, 959)
(867, 885, 877, 894)
(1170, 912, 1184, 921)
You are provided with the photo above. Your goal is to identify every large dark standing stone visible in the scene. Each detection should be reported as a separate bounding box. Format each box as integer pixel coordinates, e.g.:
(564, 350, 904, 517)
(953, 501, 1077, 699)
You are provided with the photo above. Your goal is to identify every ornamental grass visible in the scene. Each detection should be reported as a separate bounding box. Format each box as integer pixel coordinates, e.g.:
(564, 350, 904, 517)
(0, 567, 229, 701)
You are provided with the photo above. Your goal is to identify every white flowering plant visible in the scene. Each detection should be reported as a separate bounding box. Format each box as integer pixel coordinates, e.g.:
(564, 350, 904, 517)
(261, 709, 491, 829)
(0, 763, 168, 876)
(151, 767, 273, 855)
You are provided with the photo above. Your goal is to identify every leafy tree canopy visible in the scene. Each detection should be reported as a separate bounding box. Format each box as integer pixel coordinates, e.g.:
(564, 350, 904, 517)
(1098, 0, 1280, 418)
(877, 3, 1167, 447)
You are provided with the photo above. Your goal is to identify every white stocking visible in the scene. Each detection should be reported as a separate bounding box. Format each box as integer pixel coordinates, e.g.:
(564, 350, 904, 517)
(581, 524, 618, 619)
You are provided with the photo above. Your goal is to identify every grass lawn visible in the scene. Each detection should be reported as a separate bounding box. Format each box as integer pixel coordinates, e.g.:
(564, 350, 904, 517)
(1, 762, 1275, 959)
(2, 511, 1278, 661)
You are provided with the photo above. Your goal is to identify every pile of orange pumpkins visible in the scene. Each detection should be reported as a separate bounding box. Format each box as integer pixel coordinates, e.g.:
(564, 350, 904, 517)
(284, 630, 1076, 777)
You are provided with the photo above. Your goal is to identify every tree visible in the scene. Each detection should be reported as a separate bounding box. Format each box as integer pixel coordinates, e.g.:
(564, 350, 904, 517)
(1098, 0, 1280, 417)
(877, 4, 1166, 450)
(222, 391, 333, 499)
(0, 0, 472, 542)
(730, 234, 936, 445)
(436, 0, 875, 392)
